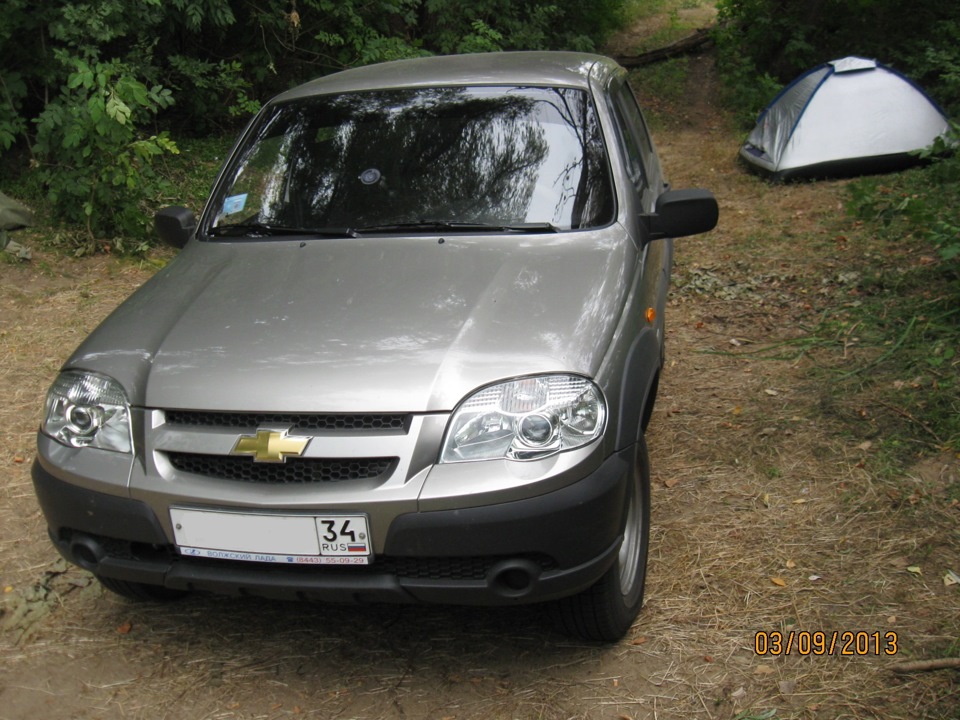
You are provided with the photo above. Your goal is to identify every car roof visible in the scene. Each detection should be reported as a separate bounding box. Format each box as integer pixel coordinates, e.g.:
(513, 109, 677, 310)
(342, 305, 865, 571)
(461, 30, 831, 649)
(273, 51, 623, 102)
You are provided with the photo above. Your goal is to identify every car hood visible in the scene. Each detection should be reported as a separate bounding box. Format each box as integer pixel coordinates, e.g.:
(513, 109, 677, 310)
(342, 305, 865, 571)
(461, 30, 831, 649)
(67, 231, 634, 412)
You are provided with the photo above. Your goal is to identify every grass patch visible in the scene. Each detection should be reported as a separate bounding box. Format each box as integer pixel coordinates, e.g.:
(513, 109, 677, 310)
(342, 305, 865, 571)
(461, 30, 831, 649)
(628, 57, 690, 122)
(154, 134, 234, 213)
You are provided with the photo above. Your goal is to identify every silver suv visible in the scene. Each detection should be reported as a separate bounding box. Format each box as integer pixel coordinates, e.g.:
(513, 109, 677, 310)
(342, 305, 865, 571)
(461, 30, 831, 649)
(32, 52, 717, 641)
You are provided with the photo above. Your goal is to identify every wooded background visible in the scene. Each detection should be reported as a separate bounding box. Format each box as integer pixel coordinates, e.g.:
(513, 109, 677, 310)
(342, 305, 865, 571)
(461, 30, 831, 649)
(1, 0, 957, 243)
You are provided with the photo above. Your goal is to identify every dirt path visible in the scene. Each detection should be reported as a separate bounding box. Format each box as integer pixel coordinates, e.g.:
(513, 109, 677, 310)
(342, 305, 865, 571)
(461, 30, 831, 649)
(2, 21, 958, 720)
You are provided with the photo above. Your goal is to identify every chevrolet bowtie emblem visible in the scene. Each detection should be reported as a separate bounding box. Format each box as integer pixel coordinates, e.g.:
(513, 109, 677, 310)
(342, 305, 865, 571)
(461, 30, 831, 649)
(232, 429, 310, 463)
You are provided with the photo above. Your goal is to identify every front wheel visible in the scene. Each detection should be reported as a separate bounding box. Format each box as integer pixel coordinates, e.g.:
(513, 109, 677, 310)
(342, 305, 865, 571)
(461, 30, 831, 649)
(550, 437, 651, 642)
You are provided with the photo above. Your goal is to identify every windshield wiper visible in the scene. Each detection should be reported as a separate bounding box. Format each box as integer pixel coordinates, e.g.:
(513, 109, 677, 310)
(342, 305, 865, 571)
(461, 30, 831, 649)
(207, 223, 357, 238)
(353, 221, 559, 234)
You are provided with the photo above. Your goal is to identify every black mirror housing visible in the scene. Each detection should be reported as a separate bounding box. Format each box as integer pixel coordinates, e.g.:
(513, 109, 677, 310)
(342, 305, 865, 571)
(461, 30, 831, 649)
(155, 206, 197, 249)
(642, 189, 718, 241)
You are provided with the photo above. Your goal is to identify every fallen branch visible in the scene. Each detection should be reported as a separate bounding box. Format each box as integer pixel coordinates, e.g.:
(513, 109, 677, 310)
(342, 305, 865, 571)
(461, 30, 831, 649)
(889, 658, 960, 674)
(614, 26, 715, 68)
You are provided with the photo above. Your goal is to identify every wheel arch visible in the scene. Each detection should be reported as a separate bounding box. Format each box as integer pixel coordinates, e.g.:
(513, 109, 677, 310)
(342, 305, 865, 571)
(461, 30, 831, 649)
(614, 326, 662, 450)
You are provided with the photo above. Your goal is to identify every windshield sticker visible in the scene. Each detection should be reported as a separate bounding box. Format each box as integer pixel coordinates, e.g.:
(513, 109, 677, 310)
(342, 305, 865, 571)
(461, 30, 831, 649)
(222, 193, 248, 215)
(359, 168, 381, 185)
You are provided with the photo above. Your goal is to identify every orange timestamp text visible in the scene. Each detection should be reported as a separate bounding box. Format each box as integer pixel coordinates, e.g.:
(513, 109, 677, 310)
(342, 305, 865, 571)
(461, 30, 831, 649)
(754, 630, 898, 656)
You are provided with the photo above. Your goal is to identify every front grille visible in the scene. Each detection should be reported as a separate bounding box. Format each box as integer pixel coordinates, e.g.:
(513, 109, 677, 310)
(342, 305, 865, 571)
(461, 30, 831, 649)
(164, 410, 409, 433)
(167, 452, 395, 484)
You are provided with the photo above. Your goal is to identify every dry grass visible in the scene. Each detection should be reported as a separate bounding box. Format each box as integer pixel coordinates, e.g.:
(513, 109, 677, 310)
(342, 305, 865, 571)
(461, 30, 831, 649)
(1, 45, 958, 720)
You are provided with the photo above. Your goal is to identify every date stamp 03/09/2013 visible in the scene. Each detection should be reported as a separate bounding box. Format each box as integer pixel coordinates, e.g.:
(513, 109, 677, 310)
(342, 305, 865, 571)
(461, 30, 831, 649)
(754, 630, 899, 657)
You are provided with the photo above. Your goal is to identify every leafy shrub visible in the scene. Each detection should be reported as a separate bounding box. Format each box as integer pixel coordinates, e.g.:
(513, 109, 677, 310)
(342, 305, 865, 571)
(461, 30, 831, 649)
(33, 56, 178, 250)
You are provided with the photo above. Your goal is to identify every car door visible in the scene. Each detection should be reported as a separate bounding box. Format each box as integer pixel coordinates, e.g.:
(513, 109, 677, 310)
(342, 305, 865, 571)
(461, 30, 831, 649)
(608, 77, 673, 381)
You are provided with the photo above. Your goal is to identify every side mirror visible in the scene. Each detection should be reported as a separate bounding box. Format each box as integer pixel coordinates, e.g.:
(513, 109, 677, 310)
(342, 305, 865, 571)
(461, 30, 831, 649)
(155, 206, 197, 249)
(642, 189, 718, 241)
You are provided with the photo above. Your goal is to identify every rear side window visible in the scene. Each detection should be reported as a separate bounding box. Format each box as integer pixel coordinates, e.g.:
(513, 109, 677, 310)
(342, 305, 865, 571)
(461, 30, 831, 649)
(209, 86, 615, 234)
(610, 83, 661, 190)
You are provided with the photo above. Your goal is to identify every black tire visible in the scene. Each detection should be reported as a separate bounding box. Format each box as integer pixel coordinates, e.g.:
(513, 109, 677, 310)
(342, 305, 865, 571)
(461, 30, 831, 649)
(96, 576, 188, 602)
(550, 436, 651, 642)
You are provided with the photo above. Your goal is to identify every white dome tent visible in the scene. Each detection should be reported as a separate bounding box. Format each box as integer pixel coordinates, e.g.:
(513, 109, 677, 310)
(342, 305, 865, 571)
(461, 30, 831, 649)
(740, 56, 950, 180)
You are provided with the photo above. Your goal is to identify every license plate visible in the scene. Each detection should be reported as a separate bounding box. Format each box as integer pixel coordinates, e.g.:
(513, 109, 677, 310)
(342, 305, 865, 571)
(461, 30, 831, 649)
(170, 508, 372, 565)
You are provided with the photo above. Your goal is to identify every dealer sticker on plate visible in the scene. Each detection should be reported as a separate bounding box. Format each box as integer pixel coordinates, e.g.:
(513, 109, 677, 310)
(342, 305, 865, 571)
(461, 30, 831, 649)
(170, 508, 372, 565)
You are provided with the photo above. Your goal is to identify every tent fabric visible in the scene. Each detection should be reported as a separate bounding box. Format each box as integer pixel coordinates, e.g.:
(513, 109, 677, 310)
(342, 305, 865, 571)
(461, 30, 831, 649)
(0, 191, 34, 260)
(740, 56, 950, 180)
(0, 191, 33, 231)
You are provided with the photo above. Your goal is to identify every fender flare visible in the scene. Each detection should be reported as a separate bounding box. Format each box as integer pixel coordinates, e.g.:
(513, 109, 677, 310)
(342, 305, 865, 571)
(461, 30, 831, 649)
(614, 326, 662, 450)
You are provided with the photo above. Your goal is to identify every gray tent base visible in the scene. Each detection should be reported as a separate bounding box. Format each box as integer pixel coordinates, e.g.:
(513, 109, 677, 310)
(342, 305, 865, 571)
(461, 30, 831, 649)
(739, 146, 929, 182)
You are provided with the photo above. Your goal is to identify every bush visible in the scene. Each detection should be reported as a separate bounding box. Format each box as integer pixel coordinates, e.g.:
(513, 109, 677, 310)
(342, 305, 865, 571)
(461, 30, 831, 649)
(32, 56, 178, 251)
(714, 0, 960, 125)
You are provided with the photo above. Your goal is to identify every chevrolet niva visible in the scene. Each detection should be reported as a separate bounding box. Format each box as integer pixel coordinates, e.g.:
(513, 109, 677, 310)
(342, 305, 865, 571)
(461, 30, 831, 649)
(33, 52, 717, 641)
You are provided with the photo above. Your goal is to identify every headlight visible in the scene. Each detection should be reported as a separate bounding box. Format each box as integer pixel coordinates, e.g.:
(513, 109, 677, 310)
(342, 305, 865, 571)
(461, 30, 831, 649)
(41, 371, 133, 453)
(440, 375, 606, 463)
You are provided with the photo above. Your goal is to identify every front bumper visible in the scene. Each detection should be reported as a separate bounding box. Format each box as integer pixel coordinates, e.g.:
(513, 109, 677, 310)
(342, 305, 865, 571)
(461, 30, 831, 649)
(32, 446, 632, 606)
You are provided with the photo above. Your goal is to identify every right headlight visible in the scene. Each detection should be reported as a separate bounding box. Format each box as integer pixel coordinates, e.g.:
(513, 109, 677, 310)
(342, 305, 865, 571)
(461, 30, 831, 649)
(41, 370, 133, 453)
(440, 374, 606, 463)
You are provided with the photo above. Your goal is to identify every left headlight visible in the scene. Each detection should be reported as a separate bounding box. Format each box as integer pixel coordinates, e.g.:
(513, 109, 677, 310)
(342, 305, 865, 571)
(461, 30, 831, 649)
(41, 370, 133, 453)
(440, 374, 606, 463)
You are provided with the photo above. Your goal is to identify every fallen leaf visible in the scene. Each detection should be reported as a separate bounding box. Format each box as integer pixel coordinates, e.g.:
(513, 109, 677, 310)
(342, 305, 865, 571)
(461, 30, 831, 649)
(663, 477, 680, 488)
(116, 621, 133, 635)
(761, 493, 770, 508)
(630, 636, 648, 645)
(764, 388, 779, 396)
(612, 678, 620, 688)
(732, 405, 742, 416)
(906, 565, 922, 575)
(770, 577, 787, 587)
(887, 615, 897, 624)
(3, 586, 12, 594)
(944, 570, 960, 587)
(792, 498, 808, 504)
(785, 559, 796, 569)
(779, 679, 797, 694)
(754, 664, 775, 675)
(704, 655, 714, 663)
(13, 456, 24, 464)
(808, 575, 821, 581)
(731, 686, 747, 701)
(857, 441, 872, 451)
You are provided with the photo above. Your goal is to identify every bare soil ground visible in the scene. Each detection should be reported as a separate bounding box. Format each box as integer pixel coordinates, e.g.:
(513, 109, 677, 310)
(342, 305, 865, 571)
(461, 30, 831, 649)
(2, 14, 958, 720)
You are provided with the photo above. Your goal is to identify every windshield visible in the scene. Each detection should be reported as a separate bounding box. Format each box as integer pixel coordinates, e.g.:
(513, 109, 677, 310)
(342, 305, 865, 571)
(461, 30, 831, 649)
(206, 86, 614, 235)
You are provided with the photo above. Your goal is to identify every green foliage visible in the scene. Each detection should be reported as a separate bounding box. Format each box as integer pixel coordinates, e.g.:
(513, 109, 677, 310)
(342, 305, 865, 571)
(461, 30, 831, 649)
(837, 125, 960, 453)
(715, 0, 960, 124)
(846, 123, 960, 265)
(33, 56, 178, 250)
(166, 57, 261, 134)
(0, 73, 28, 151)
